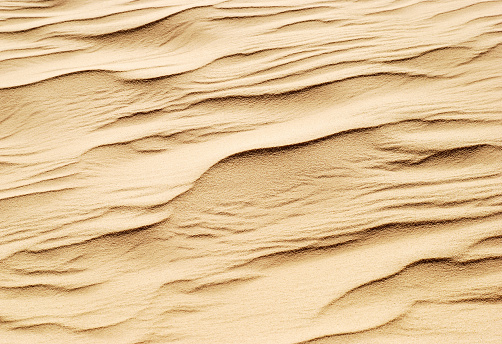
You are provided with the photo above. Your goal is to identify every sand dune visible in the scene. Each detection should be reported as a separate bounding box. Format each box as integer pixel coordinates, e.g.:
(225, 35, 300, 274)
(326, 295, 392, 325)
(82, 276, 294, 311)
(0, 0, 501, 343)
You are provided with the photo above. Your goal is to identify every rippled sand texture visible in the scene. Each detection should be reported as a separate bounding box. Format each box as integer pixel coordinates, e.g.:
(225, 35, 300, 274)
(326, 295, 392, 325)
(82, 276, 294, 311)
(1, 0, 502, 343)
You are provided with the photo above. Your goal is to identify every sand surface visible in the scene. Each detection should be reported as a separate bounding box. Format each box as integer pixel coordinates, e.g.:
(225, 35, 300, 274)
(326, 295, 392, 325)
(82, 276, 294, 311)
(1, 0, 502, 343)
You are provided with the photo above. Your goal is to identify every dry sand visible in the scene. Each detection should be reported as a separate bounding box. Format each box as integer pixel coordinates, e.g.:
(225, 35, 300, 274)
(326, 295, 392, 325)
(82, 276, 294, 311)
(0, 0, 501, 343)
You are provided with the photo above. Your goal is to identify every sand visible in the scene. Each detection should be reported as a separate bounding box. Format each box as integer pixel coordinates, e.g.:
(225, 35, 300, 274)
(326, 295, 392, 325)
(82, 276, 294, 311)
(0, 0, 501, 343)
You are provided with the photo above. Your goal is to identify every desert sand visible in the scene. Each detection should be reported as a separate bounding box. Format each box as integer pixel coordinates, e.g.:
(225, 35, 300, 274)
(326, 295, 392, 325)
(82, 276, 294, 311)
(0, 0, 501, 343)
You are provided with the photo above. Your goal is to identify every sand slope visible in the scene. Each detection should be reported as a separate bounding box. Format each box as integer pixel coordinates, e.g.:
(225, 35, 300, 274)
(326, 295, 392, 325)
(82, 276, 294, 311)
(0, 0, 501, 343)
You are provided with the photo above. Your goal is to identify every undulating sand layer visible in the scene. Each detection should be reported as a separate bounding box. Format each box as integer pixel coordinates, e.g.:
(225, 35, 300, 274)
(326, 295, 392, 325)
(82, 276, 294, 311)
(1, 0, 502, 343)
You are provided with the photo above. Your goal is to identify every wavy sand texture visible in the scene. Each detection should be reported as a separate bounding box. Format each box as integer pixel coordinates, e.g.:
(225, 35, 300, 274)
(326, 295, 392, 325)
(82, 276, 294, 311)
(1, 0, 501, 343)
